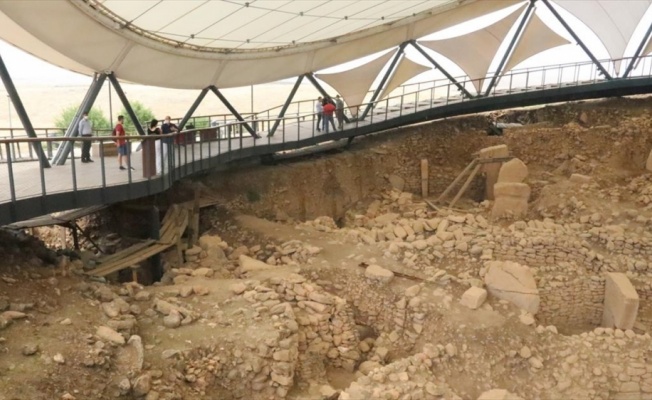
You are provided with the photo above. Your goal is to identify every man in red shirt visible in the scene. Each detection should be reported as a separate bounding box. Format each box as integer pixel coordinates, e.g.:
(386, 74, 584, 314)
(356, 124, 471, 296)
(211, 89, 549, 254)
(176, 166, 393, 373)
(322, 99, 337, 133)
(114, 115, 134, 171)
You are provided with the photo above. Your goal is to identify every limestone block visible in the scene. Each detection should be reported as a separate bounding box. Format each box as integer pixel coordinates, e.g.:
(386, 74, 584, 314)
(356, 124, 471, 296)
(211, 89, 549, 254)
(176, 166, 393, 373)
(484, 261, 539, 314)
(479, 144, 509, 200)
(477, 389, 524, 400)
(570, 173, 591, 184)
(491, 183, 530, 219)
(388, 175, 405, 191)
(239, 255, 273, 273)
(497, 158, 528, 183)
(647, 149, 652, 171)
(602, 273, 639, 330)
(365, 265, 394, 284)
(460, 287, 487, 310)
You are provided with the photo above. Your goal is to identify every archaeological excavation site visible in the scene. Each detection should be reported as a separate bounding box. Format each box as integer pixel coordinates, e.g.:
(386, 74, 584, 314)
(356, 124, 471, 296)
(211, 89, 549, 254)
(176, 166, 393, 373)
(2, 96, 652, 400)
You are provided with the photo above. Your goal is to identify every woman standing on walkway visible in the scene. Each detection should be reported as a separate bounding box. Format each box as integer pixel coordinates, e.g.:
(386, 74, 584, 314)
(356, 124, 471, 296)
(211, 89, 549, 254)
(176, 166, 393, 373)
(148, 119, 165, 174)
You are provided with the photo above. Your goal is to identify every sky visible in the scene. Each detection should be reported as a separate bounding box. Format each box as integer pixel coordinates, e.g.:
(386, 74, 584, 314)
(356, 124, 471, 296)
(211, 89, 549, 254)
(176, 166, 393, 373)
(1, 1, 652, 90)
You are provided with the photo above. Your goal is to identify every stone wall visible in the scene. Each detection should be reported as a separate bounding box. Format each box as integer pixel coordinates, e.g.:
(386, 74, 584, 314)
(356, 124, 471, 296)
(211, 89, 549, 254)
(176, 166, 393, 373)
(536, 273, 605, 328)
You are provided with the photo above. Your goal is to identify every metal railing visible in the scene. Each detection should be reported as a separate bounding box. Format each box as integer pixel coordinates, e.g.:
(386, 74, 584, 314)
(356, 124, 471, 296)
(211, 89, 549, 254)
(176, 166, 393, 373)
(2, 54, 652, 221)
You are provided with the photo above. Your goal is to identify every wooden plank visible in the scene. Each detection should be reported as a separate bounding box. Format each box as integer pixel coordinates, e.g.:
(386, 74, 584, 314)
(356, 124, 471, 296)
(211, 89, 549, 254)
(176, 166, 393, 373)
(436, 159, 477, 203)
(88, 243, 172, 277)
(96, 239, 155, 264)
(449, 163, 481, 208)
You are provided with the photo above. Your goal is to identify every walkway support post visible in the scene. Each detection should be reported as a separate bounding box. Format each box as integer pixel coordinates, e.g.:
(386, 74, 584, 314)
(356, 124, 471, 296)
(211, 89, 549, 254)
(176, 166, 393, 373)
(304, 74, 350, 124)
(178, 88, 209, 131)
(540, 0, 612, 80)
(623, 23, 652, 78)
(149, 206, 163, 282)
(208, 86, 257, 138)
(410, 41, 474, 99)
(108, 73, 146, 136)
(484, 0, 536, 96)
(360, 42, 408, 121)
(52, 73, 107, 165)
(269, 75, 304, 136)
(0, 54, 51, 167)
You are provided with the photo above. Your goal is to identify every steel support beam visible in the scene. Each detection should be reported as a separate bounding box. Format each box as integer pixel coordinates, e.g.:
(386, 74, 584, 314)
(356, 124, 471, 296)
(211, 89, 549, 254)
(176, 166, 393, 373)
(208, 86, 257, 137)
(108, 73, 146, 136)
(484, 0, 536, 96)
(623, 23, 652, 78)
(360, 42, 408, 121)
(541, 0, 612, 80)
(269, 75, 304, 136)
(0, 54, 51, 167)
(53, 73, 107, 165)
(178, 88, 209, 131)
(304, 74, 351, 123)
(410, 41, 474, 99)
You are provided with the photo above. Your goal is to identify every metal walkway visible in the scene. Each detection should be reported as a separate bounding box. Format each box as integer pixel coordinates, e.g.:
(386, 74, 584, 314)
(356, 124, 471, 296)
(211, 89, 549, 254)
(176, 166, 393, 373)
(2, 58, 652, 226)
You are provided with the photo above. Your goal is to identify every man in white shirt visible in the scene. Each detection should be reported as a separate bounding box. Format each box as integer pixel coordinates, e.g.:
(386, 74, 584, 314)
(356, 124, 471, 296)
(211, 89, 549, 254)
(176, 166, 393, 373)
(78, 112, 93, 163)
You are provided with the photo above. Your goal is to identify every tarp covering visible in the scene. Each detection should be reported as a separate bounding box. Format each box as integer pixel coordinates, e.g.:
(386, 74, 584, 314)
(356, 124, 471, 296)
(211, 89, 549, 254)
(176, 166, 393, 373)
(554, 0, 652, 73)
(503, 13, 571, 73)
(419, 6, 525, 93)
(379, 58, 431, 101)
(315, 50, 397, 115)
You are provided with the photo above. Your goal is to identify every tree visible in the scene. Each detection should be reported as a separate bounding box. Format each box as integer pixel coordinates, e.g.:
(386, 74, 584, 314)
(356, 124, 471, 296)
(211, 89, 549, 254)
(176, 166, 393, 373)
(54, 106, 110, 135)
(118, 101, 155, 134)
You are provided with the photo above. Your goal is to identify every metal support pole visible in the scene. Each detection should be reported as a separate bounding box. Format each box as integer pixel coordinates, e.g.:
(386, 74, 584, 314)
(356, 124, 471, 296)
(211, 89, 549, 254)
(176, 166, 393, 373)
(208, 86, 257, 137)
(107, 73, 146, 136)
(52, 73, 107, 165)
(484, 1, 536, 96)
(305, 73, 351, 123)
(269, 75, 304, 136)
(0, 53, 51, 167)
(623, 23, 652, 78)
(360, 43, 408, 121)
(540, 0, 612, 80)
(149, 206, 163, 282)
(410, 41, 474, 99)
(178, 88, 209, 131)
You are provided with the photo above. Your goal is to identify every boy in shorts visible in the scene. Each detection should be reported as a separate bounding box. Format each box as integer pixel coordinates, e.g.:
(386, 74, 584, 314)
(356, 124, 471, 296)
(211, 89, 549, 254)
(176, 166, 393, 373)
(114, 115, 134, 170)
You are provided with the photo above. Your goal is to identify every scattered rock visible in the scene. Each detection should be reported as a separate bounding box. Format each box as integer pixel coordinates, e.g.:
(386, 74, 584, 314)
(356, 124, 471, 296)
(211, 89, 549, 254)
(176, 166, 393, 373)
(364, 265, 394, 284)
(460, 287, 487, 310)
(96, 326, 125, 345)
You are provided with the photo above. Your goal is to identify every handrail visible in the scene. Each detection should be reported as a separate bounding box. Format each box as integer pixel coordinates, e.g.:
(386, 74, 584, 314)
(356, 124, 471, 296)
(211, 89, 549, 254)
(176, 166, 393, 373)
(0, 55, 652, 226)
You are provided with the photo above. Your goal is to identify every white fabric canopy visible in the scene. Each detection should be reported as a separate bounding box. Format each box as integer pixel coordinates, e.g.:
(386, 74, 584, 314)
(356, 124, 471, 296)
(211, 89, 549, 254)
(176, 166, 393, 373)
(503, 13, 571, 73)
(316, 50, 397, 115)
(419, 6, 524, 93)
(554, 0, 652, 74)
(0, 0, 522, 89)
(379, 58, 431, 100)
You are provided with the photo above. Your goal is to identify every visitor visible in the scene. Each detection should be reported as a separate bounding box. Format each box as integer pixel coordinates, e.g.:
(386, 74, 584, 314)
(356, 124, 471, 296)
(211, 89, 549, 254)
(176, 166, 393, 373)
(78, 111, 94, 163)
(161, 116, 178, 170)
(148, 119, 165, 175)
(114, 115, 134, 171)
(322, 98, 336, 133)
(335, 95, 345, 130)
(315, 96, 323, 132)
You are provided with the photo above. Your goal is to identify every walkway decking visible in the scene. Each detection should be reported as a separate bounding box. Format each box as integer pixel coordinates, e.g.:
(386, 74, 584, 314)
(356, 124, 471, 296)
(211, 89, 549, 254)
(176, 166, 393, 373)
(1, 75, 652, 226)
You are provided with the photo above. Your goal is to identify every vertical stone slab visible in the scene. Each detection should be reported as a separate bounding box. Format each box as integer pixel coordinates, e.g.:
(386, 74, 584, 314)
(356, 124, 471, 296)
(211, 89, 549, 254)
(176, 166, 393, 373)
(478, 144, 509, 200)
(602, 273, 639, 330)
(491, 182, 530, 219)
(646, 149, 652, 171)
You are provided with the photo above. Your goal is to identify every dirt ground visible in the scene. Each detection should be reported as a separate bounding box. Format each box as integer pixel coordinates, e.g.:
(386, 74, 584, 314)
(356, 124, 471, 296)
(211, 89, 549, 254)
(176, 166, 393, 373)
(1, 96, 652, 399)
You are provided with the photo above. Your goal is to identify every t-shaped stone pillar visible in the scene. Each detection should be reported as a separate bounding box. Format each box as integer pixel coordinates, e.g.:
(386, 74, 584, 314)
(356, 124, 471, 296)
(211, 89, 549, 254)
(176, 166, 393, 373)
(602, 272, 639, 330)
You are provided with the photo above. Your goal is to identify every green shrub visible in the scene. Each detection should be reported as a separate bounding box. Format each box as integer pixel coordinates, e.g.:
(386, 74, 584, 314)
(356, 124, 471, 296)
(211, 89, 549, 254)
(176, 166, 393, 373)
(54, 106, 110, 133)
(118, 101, 155, 134)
